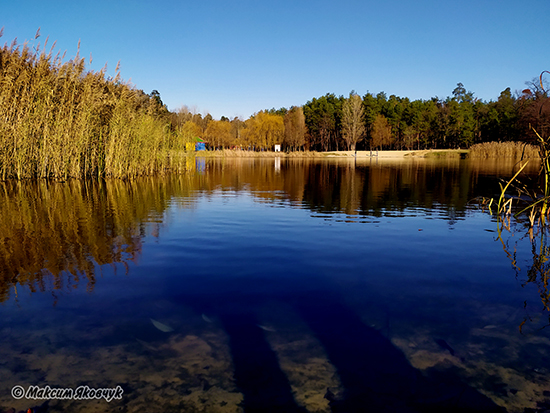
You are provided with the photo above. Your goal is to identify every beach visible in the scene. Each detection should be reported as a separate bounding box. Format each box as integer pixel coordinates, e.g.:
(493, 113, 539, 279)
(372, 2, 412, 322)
(198, 149, 468, 159)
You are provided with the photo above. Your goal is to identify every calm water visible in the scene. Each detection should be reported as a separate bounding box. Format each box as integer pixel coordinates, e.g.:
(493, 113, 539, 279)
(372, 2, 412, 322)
(1, 157, 549, 413)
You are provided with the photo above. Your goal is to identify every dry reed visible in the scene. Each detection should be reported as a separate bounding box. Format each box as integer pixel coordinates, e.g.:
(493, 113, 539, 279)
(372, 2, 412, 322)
(0, 34, 190, 179)
(468, 141, 540, 159)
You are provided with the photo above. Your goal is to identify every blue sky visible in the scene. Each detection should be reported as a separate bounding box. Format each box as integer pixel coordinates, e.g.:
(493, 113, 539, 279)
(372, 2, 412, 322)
(2, 1, 548, 119)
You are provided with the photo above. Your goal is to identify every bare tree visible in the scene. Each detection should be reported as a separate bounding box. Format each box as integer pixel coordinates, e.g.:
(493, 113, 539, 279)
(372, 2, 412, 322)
(342, 92, 365, 151)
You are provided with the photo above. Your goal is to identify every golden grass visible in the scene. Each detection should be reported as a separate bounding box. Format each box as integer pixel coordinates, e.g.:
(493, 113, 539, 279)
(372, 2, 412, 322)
(0, 36, 190, 179)
(468, 141, 540, 159)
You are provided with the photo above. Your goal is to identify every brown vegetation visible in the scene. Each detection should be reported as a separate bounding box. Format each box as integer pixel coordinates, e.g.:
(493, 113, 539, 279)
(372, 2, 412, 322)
(283, 107, 306, 150)
(371, 114, 393, 150)
(468, 141, 540, 159)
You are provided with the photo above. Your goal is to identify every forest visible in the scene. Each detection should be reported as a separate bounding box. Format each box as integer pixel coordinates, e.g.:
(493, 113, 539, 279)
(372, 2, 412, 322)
(176, 80, 550, 153)
(1, 29, 549, 179)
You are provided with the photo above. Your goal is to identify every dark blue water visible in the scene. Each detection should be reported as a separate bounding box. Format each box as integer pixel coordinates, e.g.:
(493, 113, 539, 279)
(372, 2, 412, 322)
(0, 158, 549, 412)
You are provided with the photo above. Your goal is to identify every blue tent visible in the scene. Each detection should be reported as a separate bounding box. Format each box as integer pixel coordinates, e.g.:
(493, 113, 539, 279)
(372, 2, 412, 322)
(195, 137, 206, 151)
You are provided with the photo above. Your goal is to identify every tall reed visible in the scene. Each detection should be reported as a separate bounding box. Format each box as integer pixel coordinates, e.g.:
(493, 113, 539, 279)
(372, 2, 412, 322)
(488, 72, 550, 224)
(0, 33, 190, 179)
(468, 141, 540, 159)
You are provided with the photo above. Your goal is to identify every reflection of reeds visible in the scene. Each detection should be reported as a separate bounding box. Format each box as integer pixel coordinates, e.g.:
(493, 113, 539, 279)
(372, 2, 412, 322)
(0, 35, 189, 179)
(0, 176, 196, 302)
(498, 220, 550, 333)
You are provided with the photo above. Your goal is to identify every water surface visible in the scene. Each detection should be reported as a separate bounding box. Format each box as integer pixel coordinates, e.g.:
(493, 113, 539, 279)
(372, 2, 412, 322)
(1, 157, 549, 413)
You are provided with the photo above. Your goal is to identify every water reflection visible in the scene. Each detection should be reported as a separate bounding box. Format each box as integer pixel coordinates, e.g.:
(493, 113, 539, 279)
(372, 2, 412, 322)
(201, 157, 537, 219)
(0, 158, 541, 302)
(496, 215, 550, 333)
(1, 158, 548, 412)
(0, 178, 197, 302)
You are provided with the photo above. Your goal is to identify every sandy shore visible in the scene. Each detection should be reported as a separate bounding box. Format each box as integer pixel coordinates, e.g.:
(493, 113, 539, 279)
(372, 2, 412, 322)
(200, 149, 467, 159)
(323, 149, 467, 158)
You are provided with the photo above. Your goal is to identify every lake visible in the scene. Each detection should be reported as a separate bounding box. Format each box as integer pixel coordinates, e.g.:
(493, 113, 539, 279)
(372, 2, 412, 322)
(0, 156, 549, 413)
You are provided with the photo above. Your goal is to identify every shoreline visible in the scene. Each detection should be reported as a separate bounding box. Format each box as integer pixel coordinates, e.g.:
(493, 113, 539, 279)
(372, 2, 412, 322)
(197, 149, 468, 159)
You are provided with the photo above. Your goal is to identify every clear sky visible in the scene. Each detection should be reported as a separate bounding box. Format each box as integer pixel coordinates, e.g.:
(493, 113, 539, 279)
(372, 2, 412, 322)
(2, 1, 548, 120)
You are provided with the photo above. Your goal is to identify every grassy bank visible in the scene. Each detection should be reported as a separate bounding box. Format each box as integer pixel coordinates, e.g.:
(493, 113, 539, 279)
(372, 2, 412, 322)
(0, 36, 188, 179)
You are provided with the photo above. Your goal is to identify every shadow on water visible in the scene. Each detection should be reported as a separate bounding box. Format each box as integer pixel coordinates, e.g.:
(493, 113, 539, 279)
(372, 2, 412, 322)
(175, 284, 505, 413)
(291, 293, 504, 413)
(219, 312, 308, 413)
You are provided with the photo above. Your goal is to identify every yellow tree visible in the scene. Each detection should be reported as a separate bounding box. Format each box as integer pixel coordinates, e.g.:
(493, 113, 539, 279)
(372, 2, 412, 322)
(180, 120, 203, 149)
(240, 123, 253, 149)
(342, 92, 365, 151)
(244, 111, 284, 150)
(283, 106, 306, 151)
(230, 117, 245, 148)
(219, 119, 235, 148)
(205, 120, 233, 149)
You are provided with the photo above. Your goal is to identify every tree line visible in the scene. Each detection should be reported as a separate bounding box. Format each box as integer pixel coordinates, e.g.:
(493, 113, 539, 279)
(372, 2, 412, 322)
(174, 79, 549, 152)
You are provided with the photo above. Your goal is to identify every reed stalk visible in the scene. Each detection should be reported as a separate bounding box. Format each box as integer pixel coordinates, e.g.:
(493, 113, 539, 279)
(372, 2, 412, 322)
(487, 126, 550, 228)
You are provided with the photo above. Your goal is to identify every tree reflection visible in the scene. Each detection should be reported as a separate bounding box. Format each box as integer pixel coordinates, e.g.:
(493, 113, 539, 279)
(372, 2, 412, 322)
(521, 227, 550, 331)
(0, 157, 534, 305)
